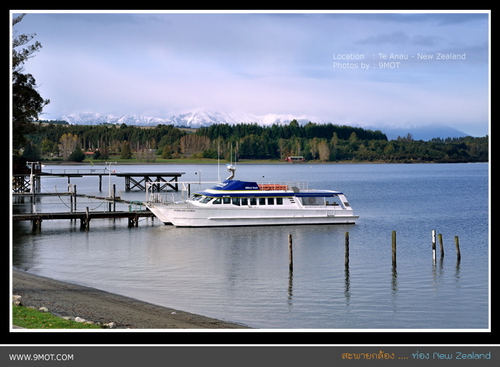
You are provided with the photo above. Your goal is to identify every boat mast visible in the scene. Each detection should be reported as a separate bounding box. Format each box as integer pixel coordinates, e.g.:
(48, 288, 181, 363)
(217, 137, 221, 183)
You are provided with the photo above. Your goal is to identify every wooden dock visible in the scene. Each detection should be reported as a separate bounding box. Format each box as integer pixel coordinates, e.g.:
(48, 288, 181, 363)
(12, 170, 185, 193)
(13, 209, 156, 231)
(115, 172, 183, 191)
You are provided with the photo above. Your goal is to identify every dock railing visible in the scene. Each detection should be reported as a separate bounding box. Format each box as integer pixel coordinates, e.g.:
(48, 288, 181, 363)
(41, 168, 110, 175)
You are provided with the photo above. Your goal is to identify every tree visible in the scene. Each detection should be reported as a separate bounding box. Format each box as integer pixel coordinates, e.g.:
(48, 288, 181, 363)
(318, 141, 330, 161)
(59, 133, 78, 160)
(68, 146, 85, 162)
(120, 141, 132, 159)
(180, 135, 210, 156)
(12, 14, 50, 152)
(347, 132, 359, 152)
(22, 140, 40, 161)
(161, 145, 173, 159)
(40, 138, 55, 156)
(397, 133, 414, 142)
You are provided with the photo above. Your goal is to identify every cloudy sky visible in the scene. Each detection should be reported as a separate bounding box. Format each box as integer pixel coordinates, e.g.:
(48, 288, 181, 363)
(12, 10, 489, 136)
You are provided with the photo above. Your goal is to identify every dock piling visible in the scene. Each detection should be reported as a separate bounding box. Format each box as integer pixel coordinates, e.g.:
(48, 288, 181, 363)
(81, 207, 90, 230)
(454, 236, 461, 262)
(431, 229, 436, 263)
(438, 233, 444, 259)
(344, 232, 349, 268)
(392, 230, 397, 267)
(288, 233, 293, 272)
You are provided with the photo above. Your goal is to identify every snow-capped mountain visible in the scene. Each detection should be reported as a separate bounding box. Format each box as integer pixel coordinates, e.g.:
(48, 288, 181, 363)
(59, 111, 470, 140)
(61, 112, 171, 126)
(60, 111, 325, 128)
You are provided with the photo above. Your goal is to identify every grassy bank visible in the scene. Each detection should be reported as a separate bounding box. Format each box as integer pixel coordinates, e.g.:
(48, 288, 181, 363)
(12, 305, 102, 329)
(40, 156, 286, 165)
(38, 155, 391, 165)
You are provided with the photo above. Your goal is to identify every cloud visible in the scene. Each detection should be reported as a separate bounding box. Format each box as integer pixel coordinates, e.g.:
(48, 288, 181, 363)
(411, 34, 444, 46)
(13, 11, 489, 136)
(356, 31, 444, 47)
(356, 31, 410, 45)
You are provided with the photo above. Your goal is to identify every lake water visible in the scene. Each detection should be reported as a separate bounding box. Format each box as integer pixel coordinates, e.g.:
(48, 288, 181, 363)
(12, 163, 489, 330)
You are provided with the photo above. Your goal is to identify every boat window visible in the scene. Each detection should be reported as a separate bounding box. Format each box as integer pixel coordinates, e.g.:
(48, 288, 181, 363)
(223, 197, 231, 204)
(213, 198, 222, 205)
(250, 198, 257, 205)
(326, 197, 340, 206)
(276, 198, 283, 205)
(232, 198, 240, 206)
(267, 198, 274, 205)
(300, 197, 326, 206)
(259, 198, 266, 205)
(200, 196, 212, 204)
(241, 198, 248, 205)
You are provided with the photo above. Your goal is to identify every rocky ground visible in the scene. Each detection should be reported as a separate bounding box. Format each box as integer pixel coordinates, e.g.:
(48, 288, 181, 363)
(12, 269, 250, 329)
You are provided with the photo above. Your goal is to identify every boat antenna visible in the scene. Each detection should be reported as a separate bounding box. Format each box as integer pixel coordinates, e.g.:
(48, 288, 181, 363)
(234, 143, 237, 169)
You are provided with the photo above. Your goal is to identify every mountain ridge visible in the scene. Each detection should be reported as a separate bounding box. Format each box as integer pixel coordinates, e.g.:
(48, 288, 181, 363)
(57, 111, 469, 141)
(60, 110, 323, 127)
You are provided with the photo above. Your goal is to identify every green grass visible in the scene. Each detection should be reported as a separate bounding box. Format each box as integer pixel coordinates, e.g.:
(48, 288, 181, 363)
(44, 157, 294, 165)
(12, 305, 102, 329)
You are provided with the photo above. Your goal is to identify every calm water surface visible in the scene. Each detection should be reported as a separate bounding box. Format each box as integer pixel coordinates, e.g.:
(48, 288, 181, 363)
(12, 163, 489, 329)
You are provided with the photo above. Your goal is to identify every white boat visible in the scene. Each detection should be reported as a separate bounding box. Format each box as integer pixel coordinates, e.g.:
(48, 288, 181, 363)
(145, 165, 358, 227)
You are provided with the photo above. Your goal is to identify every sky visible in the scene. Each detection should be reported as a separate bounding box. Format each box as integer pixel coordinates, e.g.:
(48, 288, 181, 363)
(11, 10, 490, 136)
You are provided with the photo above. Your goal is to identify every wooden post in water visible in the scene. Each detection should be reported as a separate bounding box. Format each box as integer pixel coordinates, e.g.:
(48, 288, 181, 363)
(431, 229, 437, 263)
(32, 218, 41, 232)
(454, 236, 461, 262)
(392, 231, 397, 267)
(84, 206, 90, 230)
(344, 232, 349, 268)
(288, 233, 293, 272)
(69, 191, 73, 213)
(438, 233, 444, 259)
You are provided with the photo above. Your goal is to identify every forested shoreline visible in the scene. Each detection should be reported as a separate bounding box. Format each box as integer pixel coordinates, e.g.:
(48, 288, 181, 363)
(21, 120, 488, 164)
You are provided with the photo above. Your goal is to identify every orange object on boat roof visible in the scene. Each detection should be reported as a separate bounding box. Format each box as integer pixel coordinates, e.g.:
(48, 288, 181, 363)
(258, 184, 289, 191)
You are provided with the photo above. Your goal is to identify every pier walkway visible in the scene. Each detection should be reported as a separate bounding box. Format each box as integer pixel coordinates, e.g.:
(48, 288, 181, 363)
(12, 170, 185, 193)
(13, 209, 156, 231)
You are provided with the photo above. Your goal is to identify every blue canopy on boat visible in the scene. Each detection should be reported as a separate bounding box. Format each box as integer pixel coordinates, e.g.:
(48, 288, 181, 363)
(210, 180, 260, 191)
(193, 180, 343, 198)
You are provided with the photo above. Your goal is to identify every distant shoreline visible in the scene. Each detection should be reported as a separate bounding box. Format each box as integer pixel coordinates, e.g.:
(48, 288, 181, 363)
(35, 158, 488, 166)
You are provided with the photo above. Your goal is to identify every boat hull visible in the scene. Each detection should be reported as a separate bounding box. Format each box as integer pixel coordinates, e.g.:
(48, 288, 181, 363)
(146, 203, 358, 227)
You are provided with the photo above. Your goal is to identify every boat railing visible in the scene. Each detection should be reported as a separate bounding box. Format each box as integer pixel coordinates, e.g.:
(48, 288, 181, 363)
(145, 181, 218, 203)
(289, 181, 309, 191)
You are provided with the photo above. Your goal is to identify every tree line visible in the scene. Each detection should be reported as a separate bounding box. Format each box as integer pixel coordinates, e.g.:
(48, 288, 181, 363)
(20, 120, 488, 163)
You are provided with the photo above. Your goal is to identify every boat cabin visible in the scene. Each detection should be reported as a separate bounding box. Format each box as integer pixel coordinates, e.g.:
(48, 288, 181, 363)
(189, 194, 346, 208)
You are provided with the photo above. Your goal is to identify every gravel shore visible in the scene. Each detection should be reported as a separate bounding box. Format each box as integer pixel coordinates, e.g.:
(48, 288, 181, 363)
(12, 269, 250, 329)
